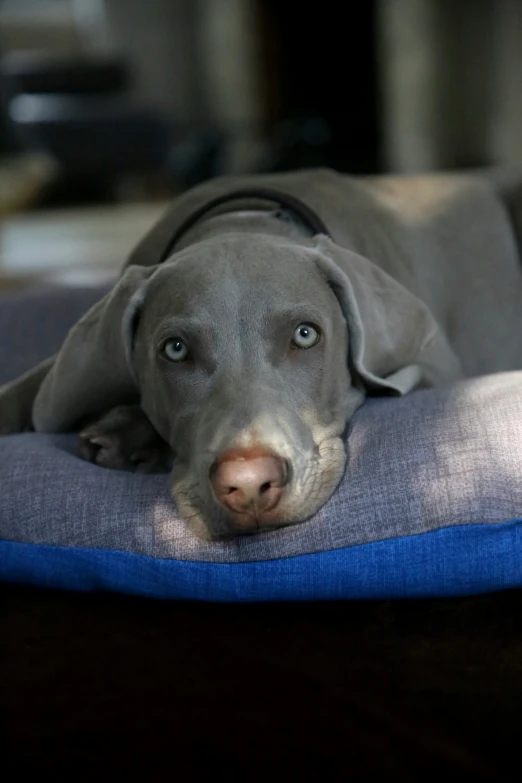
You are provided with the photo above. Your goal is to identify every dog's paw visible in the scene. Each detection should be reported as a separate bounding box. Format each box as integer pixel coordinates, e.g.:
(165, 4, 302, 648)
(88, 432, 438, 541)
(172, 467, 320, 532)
(79, 405, 172, 474)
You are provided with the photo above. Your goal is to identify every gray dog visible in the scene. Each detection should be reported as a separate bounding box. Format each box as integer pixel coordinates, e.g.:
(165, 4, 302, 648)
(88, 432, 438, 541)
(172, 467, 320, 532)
(2, 167, 522, 540)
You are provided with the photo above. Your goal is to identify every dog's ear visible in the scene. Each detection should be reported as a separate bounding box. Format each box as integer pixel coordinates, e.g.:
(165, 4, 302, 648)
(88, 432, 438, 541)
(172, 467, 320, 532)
(32, 265, 158, 432)
(313, 236, 461, 394)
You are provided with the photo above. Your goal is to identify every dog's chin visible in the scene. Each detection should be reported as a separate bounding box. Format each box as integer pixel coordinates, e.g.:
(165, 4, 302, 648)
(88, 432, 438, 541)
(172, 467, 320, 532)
(170, 437, 347, 541)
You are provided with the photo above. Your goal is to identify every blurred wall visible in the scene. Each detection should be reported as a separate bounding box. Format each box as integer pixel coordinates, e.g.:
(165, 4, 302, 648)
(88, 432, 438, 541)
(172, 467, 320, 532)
(0, 0, 83, 54)
(104, 0, 264, 173)
(104, 0, 203, 125)
(4, 0, 522, 179)
(378, 0, 522, 172)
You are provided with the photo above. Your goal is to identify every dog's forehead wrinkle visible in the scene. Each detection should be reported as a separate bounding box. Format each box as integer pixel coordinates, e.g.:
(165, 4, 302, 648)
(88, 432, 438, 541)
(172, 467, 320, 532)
(160, 234, 325, 295)
(147, 241, 332, 344)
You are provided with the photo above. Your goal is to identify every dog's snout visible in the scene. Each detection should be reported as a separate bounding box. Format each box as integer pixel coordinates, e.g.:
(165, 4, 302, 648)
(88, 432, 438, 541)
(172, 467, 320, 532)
(210, 446, 288, 528)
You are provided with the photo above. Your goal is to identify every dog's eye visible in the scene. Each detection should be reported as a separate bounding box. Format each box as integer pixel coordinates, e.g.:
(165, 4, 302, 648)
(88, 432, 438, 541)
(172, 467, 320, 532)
(292, 324, 320, 349)
(162, 338, 189, 362)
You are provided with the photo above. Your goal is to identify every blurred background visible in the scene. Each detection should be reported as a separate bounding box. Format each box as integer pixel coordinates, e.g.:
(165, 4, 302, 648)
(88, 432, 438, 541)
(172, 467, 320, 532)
(1, 0, 522, 287)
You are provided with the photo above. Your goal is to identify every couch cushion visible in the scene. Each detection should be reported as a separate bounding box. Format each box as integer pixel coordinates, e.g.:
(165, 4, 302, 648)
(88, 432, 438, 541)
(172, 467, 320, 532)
(1, 286, 521, 599)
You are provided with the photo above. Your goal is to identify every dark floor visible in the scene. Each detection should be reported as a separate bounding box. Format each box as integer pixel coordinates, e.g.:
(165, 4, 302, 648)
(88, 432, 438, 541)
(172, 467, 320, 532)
(2, 583, 522, 780)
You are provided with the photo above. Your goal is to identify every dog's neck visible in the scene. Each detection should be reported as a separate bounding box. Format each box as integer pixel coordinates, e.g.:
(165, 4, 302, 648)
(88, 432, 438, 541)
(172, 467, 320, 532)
(173, 207, 313, 252)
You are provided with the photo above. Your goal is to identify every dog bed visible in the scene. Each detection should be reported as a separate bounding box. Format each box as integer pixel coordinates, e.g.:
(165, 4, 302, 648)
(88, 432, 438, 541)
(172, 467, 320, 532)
(1, 285, 521, 600)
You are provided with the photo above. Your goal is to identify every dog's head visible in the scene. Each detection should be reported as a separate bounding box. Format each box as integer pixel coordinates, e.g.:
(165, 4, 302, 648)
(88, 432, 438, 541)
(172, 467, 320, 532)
(32, 231, 440, 540)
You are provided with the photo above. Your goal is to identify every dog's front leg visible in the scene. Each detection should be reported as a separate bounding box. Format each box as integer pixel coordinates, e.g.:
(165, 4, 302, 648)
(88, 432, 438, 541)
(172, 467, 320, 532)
(79, 404, 173, 474)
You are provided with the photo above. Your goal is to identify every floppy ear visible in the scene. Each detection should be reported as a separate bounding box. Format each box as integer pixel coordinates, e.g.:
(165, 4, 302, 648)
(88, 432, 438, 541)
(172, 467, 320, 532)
(313, 236, 462, 394)
(32, 265, 158, 432)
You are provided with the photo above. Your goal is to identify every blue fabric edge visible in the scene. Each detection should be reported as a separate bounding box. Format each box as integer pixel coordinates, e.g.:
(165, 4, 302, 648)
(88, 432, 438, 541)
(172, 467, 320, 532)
(1, 520, 521, 602)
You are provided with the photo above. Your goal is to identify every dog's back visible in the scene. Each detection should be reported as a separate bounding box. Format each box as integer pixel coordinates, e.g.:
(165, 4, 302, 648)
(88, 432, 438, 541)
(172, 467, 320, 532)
(130, 166, 522, 378)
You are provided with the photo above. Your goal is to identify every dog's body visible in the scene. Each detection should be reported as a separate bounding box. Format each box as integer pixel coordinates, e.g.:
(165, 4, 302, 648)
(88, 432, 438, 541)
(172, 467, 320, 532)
(2, 167, 522, 539)
(128, 166, 522, 378)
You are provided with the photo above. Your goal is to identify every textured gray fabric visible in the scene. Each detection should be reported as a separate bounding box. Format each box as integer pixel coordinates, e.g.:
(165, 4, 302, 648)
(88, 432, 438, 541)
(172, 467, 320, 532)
(0, 286, 110, 386)
(1, 287, 522, 563)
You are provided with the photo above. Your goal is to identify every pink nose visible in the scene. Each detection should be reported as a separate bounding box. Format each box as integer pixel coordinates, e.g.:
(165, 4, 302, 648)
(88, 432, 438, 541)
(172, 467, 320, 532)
(211, 446, 288, 525)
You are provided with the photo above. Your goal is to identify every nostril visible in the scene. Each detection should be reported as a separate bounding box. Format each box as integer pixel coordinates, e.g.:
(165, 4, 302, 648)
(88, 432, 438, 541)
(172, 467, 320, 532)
(211, 448, 290, 515)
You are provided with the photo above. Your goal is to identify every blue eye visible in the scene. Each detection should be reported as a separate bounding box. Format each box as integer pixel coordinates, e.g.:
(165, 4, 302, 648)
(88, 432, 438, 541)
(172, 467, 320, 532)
(162, 338, 189, 362)
(292, 323, 320, 349)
